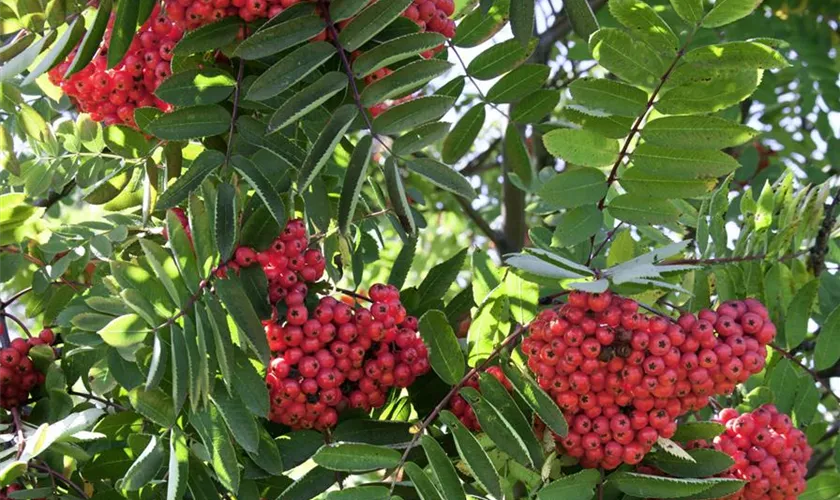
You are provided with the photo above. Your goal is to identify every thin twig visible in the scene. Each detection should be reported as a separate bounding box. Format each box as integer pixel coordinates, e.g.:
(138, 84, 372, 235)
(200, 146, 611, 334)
(1, 286, 33, 307)
(596, 22, 702, 211)
(588, 222, 624, 265)
(769, 343, 840, 405)
(225, 57, 246, 167)
(152, 272, 217, 333)
(447, 41, 511, 121)
(32, 463, 89, 499)
(11, 407, 25, 459)
(456, 197, 506, 250)
(2, 312, 32, 339)
(334, 287, 373, 303)
(388, 325, 527, 495)
(67, 390, 128, 411)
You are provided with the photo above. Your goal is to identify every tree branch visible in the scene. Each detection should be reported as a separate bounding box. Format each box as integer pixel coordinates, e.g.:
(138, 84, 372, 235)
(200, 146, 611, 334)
(32, 463, 89, 499)
(769, 343, 840, 405)
(456, 197, 506, 250)
(68, 389, 128, 411)
(459, 138, 501, 176)
(809, 186, 839, 276)
(388, 324, 527, 495)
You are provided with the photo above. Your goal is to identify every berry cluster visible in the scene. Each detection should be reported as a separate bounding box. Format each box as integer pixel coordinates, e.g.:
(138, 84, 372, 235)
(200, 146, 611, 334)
(449, 366, 511, 430)
(521, 292, 775, 469)
(264, 284, 431, 430)
(0, 329, 54, 409)
(48, 6, 177, 128)
(684, 405, 811, 500)
(227, 218, 327, 304)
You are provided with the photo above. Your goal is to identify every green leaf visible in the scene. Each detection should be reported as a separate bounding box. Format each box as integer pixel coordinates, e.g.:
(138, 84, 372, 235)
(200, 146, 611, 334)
(215, 276, 271, 365)
(211, 387, 260, 454)
(703, 0, 763, 28)
(373, 95, 455, 135)
(235, 15, 324, 59)
(122, 435, 164, 491)
(453, 0, 511, 48)
(191, 405, 240, 493)
(231, 349, 270, 417)
(393, 121, 450, 155)
(565, 0, 599, 40)
(170, 324, 189, 414)
(568, 77, 647, 117)
(339, 135, 374, 235)
(403, 462, 444, 500)
(609, 0, 678, 53)
(509, 0, 535, 45)
(538, 469, 601, 500)
(418, 310, 465, 384)
(155, 69, 235, 106)
(552, 206, 603, 247)
(420, 435, 465, 500)
(102, 124, 151, 158)
(511, 89, 560, 123)
(139, 239, 187, 307)
(407, 159, 477, 200)
(352, 32, 446, 78)
(384, 158, 416, 237)
(649, 448, 735, 478)
(802, 471, 840, 500)
(538, 168, 607, 209)
(467, 288, 509, 365)
(339, 0, 415, 51)
(268, 72, 348, 132)
(785, 278, 819, 350)
(643, 116, 759, 150)
(299, 104, 358, 191)
(21, 17, 85, 86)
(607, 194, 681, 225)
(99, 314, 149, 348)
(441, 105, 486, 164)
(330, 0, 370, 21)
(767, 358, 799, 414)
(361, 59, 452, 106)
(148, 105, 231, 140)
(205, 298, 234, 391)
(620, 166, 718, 199)
(589, 27, 666, 88)
(631, 144, 741, 178)
(108, 0, 140, 68)
(486, 64, 548, 104)
(656, 69, 761, 115)
(215, 182, 238, 263)
(388, 237, 417, 289)
(417, 248, 468, 308)
(439, 411, 502, 498)
(610, 472, 744, 499)
(671, 422, 725, 442)
(277, 467, 335, 500)
(504, 123, 534, 189)
(669, 0, 703, 23)
(65, 0, 112, 77)
(246, 42, 335, 101)
(129, 387, 176, 428)
(681, 41, 789, 70)
(313, 443, 401, 472)
(231, 155, 286, 228)
(479, 373, 544, 467)
(173, 17, 241, 55)
(502, 364, 568, 437)
(542, 129, 619, 167)
(246, 427, 284, 475)
(145, 332, 168, 390)
(167, 428, 189, 500)
(460, 387, 530, 465)
(467, 38, 537, 80)
(815, 304, 840, 370)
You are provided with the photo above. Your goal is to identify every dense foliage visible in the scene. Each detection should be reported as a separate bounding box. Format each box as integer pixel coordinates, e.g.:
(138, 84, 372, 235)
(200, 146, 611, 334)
(0, 0, 838, 499)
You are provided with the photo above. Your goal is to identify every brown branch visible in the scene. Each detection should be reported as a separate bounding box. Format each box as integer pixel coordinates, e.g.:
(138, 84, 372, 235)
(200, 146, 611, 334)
(809, 186, 839, 276)
(597, 22, 701, 211)
(334, 287, 373, 303)
(769, 343, 840, 405)
(11, 407, 25, 459)
(32, 463, 89, 499)
(665, 250, 807, 266)
(588, 222, 624, 265)
(2, 311, 32, 339)
(387, 324, 527, 495)
(459, 138, 501, 176)
(68, 389, 128, 411)
(456, 197, 506, 251)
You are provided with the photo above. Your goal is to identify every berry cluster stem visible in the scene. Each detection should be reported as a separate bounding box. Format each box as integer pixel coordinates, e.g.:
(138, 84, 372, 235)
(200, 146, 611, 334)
(388, 324, 527, 495)
(33, 463, 89, 499)
(67, 390, 128, 412)
(769, 343, 840, 405)
(11, 407, 25, 459)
